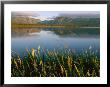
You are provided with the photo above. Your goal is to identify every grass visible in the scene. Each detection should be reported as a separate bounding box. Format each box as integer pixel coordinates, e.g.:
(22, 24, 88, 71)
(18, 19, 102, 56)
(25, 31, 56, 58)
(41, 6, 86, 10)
(11, 46, 100, 77)
(11, 24, 65, 28)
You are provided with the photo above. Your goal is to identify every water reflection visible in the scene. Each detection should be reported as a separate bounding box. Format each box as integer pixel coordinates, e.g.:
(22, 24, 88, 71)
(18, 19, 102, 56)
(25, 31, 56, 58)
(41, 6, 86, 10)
(11, 28, 41, 37)
(12, 27, 100, 38)
(11, 27, 100, 57)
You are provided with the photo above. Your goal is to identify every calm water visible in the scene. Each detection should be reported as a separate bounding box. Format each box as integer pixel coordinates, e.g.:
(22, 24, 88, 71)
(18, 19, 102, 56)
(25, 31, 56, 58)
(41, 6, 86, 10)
(11, 28, 100, 57)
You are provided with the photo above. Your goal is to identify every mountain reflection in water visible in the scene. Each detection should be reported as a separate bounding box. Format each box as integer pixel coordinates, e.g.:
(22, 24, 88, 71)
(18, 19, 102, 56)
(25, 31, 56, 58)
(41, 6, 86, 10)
(11, 27, 100, 38)
(11, 27, 100, 57)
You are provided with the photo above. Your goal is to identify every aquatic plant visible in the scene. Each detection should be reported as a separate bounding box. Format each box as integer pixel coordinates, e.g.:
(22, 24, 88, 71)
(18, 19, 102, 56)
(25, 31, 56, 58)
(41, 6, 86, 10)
(11, 46, 100, 77)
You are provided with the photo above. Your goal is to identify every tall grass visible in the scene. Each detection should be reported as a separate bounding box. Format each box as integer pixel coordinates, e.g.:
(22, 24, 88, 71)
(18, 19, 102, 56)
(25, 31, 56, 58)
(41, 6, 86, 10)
(11, 46, 100, 77)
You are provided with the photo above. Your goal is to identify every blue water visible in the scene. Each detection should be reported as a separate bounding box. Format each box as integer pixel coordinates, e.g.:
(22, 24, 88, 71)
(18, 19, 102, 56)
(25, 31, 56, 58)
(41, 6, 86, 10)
(11, 28, 100, 57)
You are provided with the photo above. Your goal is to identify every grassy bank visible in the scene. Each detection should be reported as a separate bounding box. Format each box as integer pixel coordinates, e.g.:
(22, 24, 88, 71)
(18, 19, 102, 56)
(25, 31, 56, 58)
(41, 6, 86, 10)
(11, 47, 100, 77)
(12, 24, 66, 28)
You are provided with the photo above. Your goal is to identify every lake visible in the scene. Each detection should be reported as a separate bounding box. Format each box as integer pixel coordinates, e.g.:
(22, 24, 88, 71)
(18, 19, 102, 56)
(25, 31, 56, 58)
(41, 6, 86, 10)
(11, 27, 100, 57)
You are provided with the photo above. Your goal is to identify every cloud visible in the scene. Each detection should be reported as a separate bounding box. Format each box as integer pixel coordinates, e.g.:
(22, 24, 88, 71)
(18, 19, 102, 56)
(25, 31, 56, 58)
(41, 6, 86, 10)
(11, 11, 39, 17)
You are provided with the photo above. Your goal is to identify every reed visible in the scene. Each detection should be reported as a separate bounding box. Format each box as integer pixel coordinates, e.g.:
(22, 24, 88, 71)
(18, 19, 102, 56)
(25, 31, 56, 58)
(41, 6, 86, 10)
(11, 47, 100, 77)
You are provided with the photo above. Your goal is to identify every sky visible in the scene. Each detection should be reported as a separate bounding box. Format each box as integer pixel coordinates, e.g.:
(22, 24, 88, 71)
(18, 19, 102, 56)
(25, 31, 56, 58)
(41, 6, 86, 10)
(12, 11, 100, 21)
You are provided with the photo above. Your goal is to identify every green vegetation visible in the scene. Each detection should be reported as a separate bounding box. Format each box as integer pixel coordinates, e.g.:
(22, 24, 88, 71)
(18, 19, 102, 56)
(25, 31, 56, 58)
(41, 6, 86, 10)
(11, 47, 100, 77)
(11, 24, 65, 28)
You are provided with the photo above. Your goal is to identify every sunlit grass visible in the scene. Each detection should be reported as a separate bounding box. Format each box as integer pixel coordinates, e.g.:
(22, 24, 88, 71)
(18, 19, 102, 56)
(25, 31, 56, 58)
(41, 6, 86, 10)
(11, 46, 100, 77)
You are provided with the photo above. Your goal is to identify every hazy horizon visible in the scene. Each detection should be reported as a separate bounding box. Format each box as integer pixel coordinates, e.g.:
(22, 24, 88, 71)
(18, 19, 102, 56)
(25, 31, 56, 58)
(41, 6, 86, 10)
(12, 11, 100, 21)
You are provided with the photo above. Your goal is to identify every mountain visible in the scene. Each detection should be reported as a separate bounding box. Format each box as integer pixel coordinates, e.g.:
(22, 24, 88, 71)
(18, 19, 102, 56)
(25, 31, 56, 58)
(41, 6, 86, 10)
(59, 13, 100, 19)
(40, 16, 100, 27)
(12, 16, 41, 24)
(11, 13, 100, 27)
